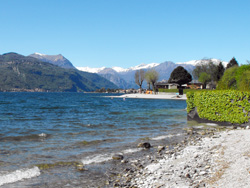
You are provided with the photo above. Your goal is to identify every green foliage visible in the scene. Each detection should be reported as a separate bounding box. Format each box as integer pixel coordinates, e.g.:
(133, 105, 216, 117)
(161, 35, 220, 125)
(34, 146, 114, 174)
(217, 65, 250, 92)
(238, 71, 250, 91)
(186, 90, 250, 124)
(198, 72, 211, 88)
(235, 65, 250, 91)
(192, 60, 219, 82)
(217, 66, 238, 90)
(169, 66, 192, 86)
(226, 57, 239, 69)
(159, 88, 200, 94)
(145, 69, 159, 93)
(186, 91, 195, 112)
(216, 62, 225, 81)
(0, 53, 117, 92)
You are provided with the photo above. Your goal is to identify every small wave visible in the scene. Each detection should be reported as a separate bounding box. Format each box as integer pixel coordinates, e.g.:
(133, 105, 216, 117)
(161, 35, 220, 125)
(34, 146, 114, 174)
(81, 154, 113, 165)
(38, 133, 47, 137)
(0, 167, 40, 186)
(151, 133, 183, 141)
(122, 148, 141, 154)
(0, 133, 50, 142)
(81, 148, 142, 165)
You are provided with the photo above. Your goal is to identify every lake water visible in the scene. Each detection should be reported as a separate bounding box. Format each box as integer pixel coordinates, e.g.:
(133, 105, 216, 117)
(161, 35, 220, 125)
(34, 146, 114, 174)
(0, 92, 188, 187)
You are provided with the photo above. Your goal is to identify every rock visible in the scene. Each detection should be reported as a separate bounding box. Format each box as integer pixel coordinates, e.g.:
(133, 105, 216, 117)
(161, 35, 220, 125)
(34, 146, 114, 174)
(76, 163, 87, 171)
(121, 160, 128, 163)
(138, 142, 151, 149)
(185, 173, 191, 178)
(157, 146, 165, 153)
(112, 154, 124, 160)
(199, 171, 207, 175)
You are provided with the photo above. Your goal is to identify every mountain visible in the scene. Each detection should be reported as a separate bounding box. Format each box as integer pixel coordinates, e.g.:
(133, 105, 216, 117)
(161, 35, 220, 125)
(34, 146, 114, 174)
(176, 59, 228, 67)
(0, 53, 117, 92)
(77, 59, 227, 89)
(29, 53, 76, 69)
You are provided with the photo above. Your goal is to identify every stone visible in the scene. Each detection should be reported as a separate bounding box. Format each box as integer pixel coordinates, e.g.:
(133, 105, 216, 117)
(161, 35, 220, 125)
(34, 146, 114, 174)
(112, 154, 124, 160)
(138, 142, 151, 149)
(185, 173, 191, 178)
(76, 163, 87, 171)
(157, 146, 165, 153)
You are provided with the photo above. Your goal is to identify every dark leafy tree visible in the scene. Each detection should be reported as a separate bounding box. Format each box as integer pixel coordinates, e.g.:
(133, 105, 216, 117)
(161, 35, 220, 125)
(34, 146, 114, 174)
(216, 62, 225, 81)
(169, 66, 192, 93)
(226, 57, 239, 69)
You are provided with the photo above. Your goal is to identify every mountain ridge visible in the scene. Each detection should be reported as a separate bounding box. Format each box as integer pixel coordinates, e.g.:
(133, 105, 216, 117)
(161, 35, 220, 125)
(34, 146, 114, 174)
(77, 59, 227, 89)
(0, 52, 117, 92)
(29, 53, 76, 69)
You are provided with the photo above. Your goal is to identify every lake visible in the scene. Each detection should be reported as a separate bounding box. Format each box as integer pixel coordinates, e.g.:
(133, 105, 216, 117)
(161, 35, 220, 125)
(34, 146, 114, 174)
(0, 92, 188, 187)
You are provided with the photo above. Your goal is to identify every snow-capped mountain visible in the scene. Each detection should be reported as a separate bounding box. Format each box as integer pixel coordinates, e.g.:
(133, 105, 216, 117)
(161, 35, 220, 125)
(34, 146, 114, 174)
(176, 59, 228, 67)
(77, 63, 159, 74)
(77, 58, 227, 89)
(77, 67, 106, 73)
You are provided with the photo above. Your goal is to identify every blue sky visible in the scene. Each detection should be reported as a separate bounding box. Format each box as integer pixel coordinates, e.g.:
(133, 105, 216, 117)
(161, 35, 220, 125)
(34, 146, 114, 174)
(0, 0, 249, 68)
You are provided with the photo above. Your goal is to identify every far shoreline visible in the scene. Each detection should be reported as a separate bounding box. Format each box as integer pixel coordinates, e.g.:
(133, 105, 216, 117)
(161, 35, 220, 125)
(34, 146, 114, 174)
(107, 93, 187, 100)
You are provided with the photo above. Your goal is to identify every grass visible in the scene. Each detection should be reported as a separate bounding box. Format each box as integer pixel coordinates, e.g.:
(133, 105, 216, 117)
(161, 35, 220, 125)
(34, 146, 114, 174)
(158, 88, 202, 94)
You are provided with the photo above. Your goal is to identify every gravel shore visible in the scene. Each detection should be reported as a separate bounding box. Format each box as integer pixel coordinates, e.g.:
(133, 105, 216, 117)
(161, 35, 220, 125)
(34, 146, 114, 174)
(108, 127, 250, 188)
(109, 93, 187, 100)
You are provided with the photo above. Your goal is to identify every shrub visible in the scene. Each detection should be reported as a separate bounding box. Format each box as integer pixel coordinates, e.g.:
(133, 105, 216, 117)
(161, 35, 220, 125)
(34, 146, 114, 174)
(186, 90, 250, 124)
(217, 66, 238, 90)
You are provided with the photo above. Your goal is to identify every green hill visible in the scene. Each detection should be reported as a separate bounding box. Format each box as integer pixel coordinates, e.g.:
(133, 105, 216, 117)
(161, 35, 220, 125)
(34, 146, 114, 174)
(0, 53, 118, 92)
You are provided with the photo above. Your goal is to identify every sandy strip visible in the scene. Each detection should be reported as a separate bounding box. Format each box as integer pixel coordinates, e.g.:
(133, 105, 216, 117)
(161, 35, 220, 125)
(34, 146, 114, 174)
(108, 93, 187, 100)
(127, 129, 250, 188)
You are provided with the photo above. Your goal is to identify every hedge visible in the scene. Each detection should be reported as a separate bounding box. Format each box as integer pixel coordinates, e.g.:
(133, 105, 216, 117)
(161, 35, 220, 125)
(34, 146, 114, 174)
(186, 90, 250, 124)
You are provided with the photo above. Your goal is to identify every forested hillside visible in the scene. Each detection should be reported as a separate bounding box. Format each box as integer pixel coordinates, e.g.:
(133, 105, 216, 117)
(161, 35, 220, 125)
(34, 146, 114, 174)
(0, 53, 117, 92)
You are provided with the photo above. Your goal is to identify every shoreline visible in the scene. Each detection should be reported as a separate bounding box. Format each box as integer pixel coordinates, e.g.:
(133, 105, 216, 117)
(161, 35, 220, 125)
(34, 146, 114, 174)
(108, 93, 187, 100)
(107, 127, 250, 187)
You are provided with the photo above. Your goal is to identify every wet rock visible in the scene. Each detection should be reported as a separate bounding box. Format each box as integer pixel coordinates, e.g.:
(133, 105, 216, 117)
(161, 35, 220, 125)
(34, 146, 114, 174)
(138, 142, 151, 149)
(112, 154, 124, 160)
(76, 163, 87, 171)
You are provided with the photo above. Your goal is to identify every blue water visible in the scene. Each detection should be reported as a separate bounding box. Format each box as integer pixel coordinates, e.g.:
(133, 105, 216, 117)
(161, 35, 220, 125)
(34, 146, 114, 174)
(0, 92, 187, 187)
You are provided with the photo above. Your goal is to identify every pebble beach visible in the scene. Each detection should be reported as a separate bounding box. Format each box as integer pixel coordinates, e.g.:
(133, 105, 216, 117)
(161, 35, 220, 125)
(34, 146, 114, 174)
(105, 93, 250, 188)
(105, 118, 250, 187)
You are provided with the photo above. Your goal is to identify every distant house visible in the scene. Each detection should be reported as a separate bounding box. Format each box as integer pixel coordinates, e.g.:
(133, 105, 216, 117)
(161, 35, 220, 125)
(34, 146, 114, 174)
(155, 81, 178, 89)
(156, 81, 203, 90)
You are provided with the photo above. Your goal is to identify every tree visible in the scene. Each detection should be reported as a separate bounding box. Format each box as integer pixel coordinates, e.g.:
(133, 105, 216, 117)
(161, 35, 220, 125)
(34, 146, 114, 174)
(134, 69, 145, 93)
(226, 57, 239, 69)
(192, 60, 218, 82)
(198, 72, 211, 89)
(145, 69, 159, 94)
(216, 62, 225, 81)
(169, 66, 192, 93)
(217, 66, 238, 90)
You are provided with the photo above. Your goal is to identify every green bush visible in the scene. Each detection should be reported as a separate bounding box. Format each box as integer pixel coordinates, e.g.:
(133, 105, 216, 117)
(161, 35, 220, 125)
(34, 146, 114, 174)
(217, 66, 238, 90)
(186, 90, 250, 124)
(217, 65, 250, 92)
